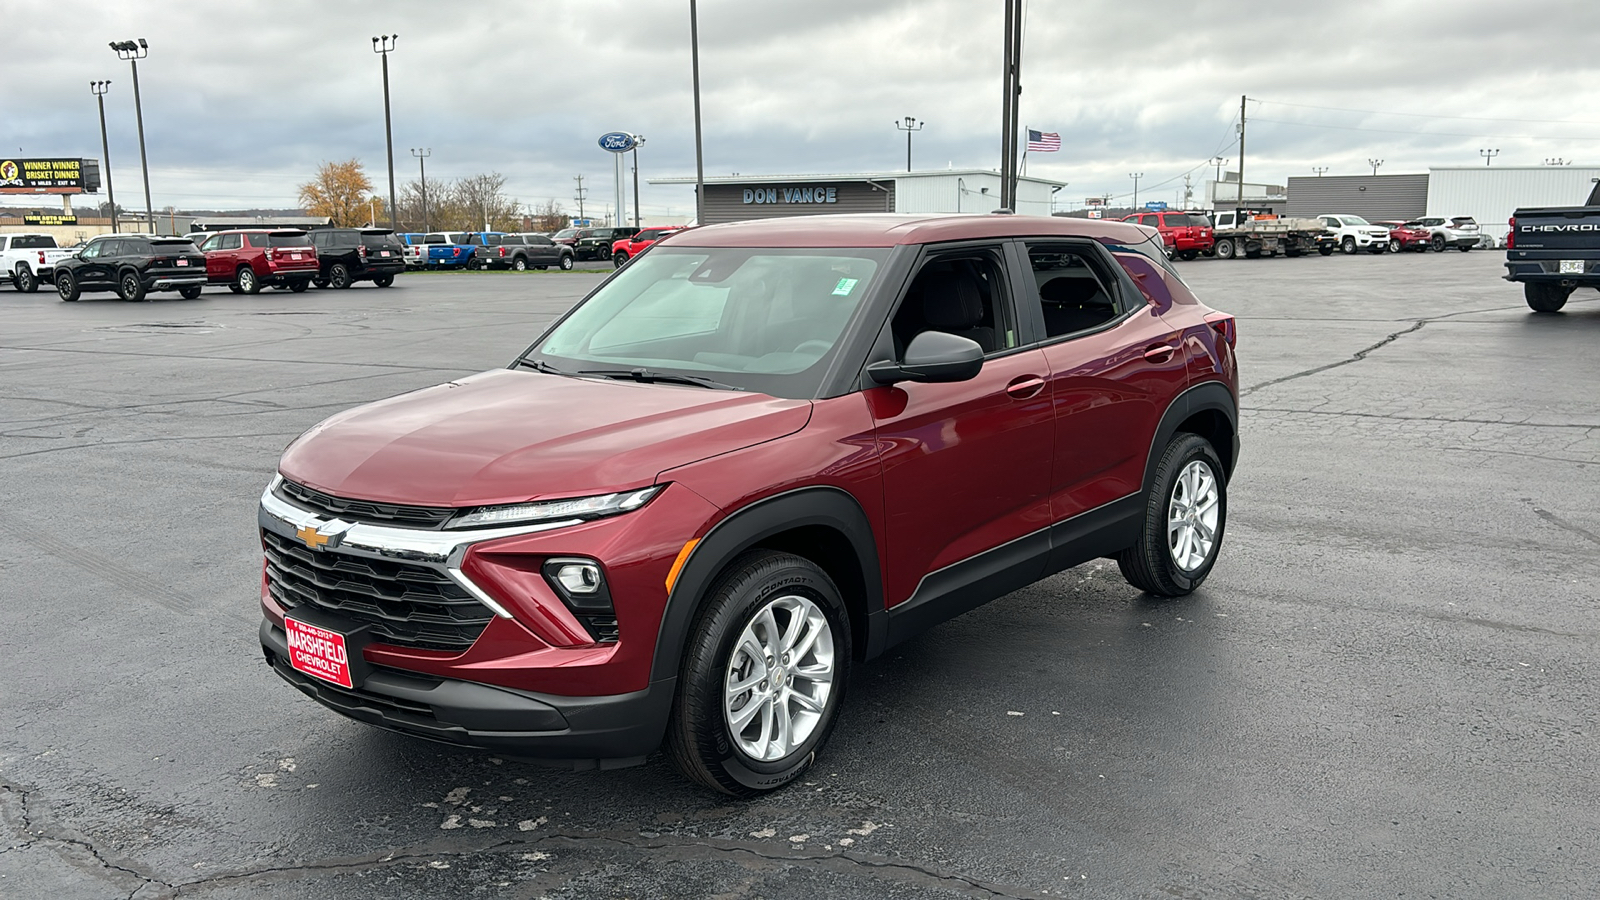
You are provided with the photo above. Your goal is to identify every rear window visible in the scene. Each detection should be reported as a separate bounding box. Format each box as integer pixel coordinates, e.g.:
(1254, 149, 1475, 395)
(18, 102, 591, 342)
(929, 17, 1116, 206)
(268, 233, 311, 247)
(13, 235, 58, 249)
(1451, 217, 1477, 226)
(151, 239, 196, 252)
(501, 235, 525, 245)
(361, 231, 402, 249)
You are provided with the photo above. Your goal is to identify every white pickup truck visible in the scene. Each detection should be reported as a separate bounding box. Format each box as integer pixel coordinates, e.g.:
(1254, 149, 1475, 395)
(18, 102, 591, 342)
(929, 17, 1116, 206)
(2, 233, 76, 292)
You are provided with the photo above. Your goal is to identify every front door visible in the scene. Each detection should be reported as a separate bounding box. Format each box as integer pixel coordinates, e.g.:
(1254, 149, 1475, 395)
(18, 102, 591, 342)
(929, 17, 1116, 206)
(869, 245, 1055, 608)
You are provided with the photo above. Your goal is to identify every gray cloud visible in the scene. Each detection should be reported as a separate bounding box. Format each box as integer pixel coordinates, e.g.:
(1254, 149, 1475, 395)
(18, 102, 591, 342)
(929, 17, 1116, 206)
(4, 0, 1599, 216)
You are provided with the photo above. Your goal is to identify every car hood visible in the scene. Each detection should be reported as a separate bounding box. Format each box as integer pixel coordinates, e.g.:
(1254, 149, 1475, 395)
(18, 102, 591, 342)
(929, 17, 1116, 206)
(278, 368, 812, 508)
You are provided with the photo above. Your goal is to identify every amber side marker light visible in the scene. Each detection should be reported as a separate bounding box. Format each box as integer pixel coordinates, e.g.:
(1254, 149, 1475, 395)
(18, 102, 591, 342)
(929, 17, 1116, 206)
(665, 539, 700, 593)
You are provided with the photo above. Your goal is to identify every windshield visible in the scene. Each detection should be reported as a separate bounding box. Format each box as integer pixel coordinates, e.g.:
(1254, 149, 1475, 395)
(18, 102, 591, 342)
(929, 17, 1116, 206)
(553, 229, 581, 239)
(1339, 216, 1371, 226)
(527, 247, 889, 398)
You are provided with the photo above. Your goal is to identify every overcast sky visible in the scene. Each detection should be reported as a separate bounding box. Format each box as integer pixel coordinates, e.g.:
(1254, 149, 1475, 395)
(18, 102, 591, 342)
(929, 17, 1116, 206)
(6, 0, 1600, 218)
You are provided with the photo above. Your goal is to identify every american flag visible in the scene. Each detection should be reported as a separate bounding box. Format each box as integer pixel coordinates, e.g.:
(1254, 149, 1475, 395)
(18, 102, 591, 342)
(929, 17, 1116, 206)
(1026, 130, 1061, 152)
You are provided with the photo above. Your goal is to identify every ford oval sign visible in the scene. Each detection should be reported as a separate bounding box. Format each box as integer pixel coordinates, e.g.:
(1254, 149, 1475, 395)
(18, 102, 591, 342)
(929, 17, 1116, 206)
(598, 132, 636, 153)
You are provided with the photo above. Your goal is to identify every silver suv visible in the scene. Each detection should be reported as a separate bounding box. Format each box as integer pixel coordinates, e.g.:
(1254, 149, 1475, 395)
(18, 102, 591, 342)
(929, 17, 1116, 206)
(1410, 216, 1480, 252)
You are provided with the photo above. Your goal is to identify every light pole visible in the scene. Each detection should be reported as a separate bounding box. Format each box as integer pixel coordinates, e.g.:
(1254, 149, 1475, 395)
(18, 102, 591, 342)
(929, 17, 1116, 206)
(90, 80, 118, 233)
(630, 135, 645, 228)
(410, 148, 430, 231)
(373, 35, 399, 231)
(689, 0, 706, 225)
(109, 39, 152, 233)
(1480, 148, 1500, 166)
(1210, 157, 1228, 206)
(1368, 158, 1384, 176)
(894, 117, 923, 172)
(1129, 172, 1143, 210)
(1312, 166, 1329, 177)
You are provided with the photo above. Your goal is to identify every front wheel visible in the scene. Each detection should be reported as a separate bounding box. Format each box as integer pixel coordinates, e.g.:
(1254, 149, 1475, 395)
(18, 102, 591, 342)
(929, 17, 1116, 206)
(1389, 239, 1402, 254)
(1179, 250, 1198, 261)
(373, 273, 394, 287)
(1117, 433, 1227, 597)
(1213, 238, 1235, 260)
(666, 551, 851, 797)
(15, 266, 38, 292)
(1341, 236, 1357, 255)
(118, 271, 147, 302)
(613, 251, 629, 269)
(56, 272, 80, 302)
(1525, 282, 1571, 313)
(179, 285, 203, 300)
(329, 264, 352, 289)
(1318, 245, 1334, 256)
(558, 254, 574, 271)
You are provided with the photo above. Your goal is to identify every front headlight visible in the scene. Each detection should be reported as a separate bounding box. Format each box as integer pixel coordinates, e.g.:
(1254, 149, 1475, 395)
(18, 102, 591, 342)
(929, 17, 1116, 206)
(447, 486, 661, 530)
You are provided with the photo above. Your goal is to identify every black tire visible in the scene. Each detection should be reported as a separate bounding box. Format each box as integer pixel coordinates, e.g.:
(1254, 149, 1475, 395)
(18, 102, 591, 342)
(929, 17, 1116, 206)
(613, 251, 629, 269)
(665, 550, 852, 798)
(1116, 433, 1227, 597)
(1389, 239, 1402, 254)
(329, 264, 352, 290)
(1431, 234, 1446, 252)
(599, 247, 612, 261)
(313, 276, 330, 289)
(237, 266, 261, 294)
(1458, 245, 1471, 253)
(1213, 238, 1235, 260)
(1341, 236, 1357, 255)
(1179, 250, 1198, 261)
(56, 271, 80, 302)
(373, 273, 394, 287)
(179, 285, 203, 300)
(228, 283, 244, 294)
(1525, 282, 1571, 313)
(290, 279, 310, 293)
(15, 266, 38, 293)
(1284, 247, 1302, 258)
(559, 254, 574, 271)
(117, 270, 147, 302)
(1318, 245, 1334, 256)
(512, 257, 528, 272)
(468, 257, 483, 271)
(535, 265, 549, 271)
(1244, 248, 1262, 259)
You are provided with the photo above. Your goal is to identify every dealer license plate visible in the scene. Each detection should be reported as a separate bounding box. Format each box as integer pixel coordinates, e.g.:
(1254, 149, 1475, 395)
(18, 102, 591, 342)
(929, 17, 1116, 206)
(380, 250, 392, 256)
(285, 616, 354, 688)
(291, 253, 302, 260)
(1560, 259, 1584, 274)
(176, 258, 189, 266)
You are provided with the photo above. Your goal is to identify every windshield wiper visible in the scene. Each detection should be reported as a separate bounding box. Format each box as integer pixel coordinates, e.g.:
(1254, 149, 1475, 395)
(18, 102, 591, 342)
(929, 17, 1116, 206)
(575, 368, 740, 391)
(515, 358, 571, 376)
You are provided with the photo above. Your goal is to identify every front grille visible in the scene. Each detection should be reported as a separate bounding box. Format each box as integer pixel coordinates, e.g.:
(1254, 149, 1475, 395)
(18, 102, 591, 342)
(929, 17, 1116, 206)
(277, 479, 455, 529)
(263, 529, 492, 652)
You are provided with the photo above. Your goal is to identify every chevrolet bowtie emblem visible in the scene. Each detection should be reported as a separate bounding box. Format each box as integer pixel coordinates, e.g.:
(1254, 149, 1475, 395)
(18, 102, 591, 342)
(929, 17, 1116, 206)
(296, 524, 330, 550)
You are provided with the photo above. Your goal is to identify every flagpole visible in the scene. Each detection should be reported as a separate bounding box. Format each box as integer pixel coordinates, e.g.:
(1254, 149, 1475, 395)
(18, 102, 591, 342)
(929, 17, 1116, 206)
(1020, 126, 1027, 177)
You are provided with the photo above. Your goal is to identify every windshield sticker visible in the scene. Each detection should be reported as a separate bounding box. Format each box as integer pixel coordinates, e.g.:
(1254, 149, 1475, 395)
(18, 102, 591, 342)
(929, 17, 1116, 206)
(832, 278, 859, 296)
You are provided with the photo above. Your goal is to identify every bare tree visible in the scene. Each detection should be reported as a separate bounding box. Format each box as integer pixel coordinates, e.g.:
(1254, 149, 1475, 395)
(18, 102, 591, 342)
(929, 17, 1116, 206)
(528, 199, 567, 233)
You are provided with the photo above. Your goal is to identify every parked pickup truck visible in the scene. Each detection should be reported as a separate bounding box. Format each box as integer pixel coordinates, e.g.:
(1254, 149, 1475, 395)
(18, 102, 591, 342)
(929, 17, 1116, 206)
(1211, 210, 1334, 259)
(414, 232, 474, 269)
(1505, 181, 1600, 312)
(2, 233, 76, 292)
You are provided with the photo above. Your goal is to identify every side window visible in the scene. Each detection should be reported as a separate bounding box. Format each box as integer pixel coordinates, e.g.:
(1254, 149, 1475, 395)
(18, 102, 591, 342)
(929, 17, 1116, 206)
(337, 232, 359, 248)
(890, 248, 1017, 357)
(532, 236, 553, 246)
(1024, 243, 1122, 340)
(220, 234, 243, 250)
(199, 236, 220, 252)
(246, 233, 272, 248)
(80, 241, 104, 259)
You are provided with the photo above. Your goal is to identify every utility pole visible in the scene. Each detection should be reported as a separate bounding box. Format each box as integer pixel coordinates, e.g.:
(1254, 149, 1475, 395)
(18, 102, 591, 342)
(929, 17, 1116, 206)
(372, 35, 399, 231)
(1182, 172, 1193, 209)
(631, 135, 645, 228)
(109, 40, 152, 232)
(895, 117, 923, 172)
(689, 0, 706, 225)
(1236, 94, 1247, 212)
(1368, 158, 1384, 176)
(1313, 166, 1329, 177)
(1480, 148, 1500, 166)
(573, 174, 587, 223)
(1129, 172, 1143, 209)
(90, 80, 118, 233)
(410, 148, 430, 231)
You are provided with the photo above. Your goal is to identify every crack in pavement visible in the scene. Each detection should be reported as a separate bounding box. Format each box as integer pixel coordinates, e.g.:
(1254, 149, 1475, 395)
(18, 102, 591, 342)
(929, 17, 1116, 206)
(1241, 320, 1427, 397)
(0, 430, 297, 461)
(1247, 407, 1600, 431)
(1, 782, 171, 899)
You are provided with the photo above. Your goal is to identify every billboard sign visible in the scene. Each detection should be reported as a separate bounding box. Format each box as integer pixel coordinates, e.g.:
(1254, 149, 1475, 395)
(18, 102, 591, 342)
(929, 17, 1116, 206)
(1084, 196, 1105, 207)
(23, 214, 78, 226)
(0, 158, 89, 193)
(1144, 201, 1168, 210)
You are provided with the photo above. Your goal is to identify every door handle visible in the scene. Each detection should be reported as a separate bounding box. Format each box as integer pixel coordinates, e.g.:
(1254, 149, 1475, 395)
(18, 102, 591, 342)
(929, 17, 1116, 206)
(1005, 375, 1045, 399)
(1143, 343, 1177, 363)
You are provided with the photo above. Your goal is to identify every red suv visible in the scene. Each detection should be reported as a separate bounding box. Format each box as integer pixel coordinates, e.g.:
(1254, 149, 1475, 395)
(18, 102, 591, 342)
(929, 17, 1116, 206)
(1121, 210, 1214, 260)
(611, 225, 689, 268)
(257, 214, 1238, 795)
(199, 229, 319, 293)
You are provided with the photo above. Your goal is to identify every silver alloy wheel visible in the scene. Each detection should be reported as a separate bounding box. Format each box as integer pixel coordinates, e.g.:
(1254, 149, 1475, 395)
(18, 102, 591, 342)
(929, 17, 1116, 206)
(1167, 459, 1219, 572)
(723, 594, 835, 763)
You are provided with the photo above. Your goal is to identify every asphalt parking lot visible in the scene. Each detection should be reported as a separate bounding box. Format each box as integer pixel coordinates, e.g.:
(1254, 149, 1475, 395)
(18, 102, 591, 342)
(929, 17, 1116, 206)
(2, 253, 1597, 899)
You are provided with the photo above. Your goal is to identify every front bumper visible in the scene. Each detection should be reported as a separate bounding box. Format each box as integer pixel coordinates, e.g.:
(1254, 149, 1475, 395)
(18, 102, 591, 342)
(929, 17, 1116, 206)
(261, 618, 669, 765)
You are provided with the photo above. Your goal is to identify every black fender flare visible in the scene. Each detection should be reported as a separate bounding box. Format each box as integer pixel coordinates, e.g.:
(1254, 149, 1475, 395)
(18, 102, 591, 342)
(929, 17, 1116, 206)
(1141, 380, 1239, 493)
(649, 486, 884, 684)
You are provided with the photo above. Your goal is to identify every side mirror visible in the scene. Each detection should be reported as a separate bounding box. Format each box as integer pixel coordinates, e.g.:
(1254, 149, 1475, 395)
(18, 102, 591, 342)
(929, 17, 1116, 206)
(867, 331, 984, 385)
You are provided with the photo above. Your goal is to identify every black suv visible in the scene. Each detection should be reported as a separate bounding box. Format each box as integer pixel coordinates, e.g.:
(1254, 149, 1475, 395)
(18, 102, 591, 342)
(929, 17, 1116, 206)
(54, 234, 208, 302)
(573, 226, 639, 261)
(307, 229, 405, 289)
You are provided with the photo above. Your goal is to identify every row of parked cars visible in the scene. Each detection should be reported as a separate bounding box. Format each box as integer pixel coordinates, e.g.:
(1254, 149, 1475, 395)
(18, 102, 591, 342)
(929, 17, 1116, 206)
(1121, 209, 1487, 259)
(398, 225, 691, 272)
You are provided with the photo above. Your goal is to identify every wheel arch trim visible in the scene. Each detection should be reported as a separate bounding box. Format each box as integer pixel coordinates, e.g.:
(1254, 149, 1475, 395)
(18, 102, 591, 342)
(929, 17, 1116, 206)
(1142, 380, 1239, 494)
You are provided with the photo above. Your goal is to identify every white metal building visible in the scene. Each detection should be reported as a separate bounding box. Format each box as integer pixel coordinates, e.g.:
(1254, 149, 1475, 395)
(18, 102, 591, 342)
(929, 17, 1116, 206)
(1427, 166, 1600, 244)
(650, 170, 1066, 224)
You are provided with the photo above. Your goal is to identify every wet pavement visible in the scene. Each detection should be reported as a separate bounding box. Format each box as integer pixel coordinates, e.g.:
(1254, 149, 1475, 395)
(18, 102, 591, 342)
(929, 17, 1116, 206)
(1, 254, 1596, 898)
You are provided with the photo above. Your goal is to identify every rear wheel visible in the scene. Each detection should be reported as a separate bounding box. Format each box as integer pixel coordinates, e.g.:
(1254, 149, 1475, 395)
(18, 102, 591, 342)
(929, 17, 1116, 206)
(329, 264, 352, 289)
(14, 266, 38, 292)
(290, 280, 310, 293)
(1117, 433, 1227, 597)
(313, 276, 330, 288)
(512, 257, 528, 271)
(373, 273, 394, 287)
(559, 254, 574, 271)
(237, 266, 261, 294)
(1458, 244, 1472, 253)
(1179, 250, 1198, 261)
(179, 285, 203, 300)
(55, 271, 80, 302)
(117, 271, 147, 302)
(1431, 234, 1446, 252)
(666, 550, 850, 797)
(1525, 282, 1571, 313)
(1213, 238, 1235, 260)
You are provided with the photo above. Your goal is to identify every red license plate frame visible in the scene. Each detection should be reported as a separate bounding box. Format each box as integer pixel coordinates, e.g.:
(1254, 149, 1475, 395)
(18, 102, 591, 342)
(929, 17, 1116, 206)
(285, 616, 355, 688)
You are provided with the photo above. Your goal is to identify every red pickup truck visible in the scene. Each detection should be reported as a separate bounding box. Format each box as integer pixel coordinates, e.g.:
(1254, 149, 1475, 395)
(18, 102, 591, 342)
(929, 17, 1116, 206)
(610, 225, 689, 268)
(199, 229, 319, 293)
(1121, 210, 1215, 260)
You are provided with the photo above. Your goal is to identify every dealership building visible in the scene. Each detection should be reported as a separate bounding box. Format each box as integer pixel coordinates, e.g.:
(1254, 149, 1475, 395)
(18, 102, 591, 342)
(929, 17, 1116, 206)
(650, 169, 1066, 224)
